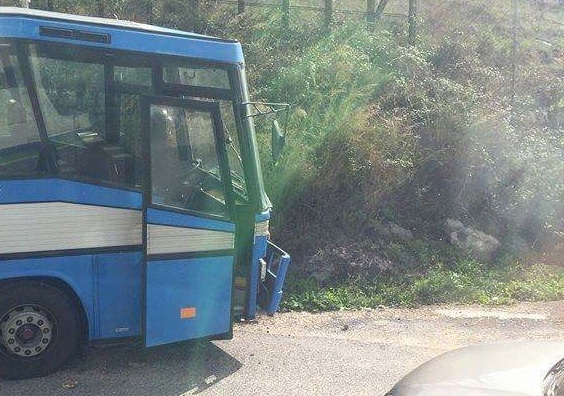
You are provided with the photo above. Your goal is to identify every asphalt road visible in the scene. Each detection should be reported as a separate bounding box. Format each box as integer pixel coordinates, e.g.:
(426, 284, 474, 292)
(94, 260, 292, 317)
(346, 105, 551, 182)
(2, 301, 564, 396)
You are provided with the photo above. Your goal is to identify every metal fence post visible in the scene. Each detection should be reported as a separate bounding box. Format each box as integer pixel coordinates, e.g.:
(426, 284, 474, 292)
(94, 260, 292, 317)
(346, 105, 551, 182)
(238, 0, 245, 14)
(368, 0, 389, 28)
(282, 0, 290, 30)
(96, 0, 105, 17)
(510, 0, 519, 126)
(367, 0, 376, 25)
(408, 0, 417, 45)
(324, 0, 333, 32)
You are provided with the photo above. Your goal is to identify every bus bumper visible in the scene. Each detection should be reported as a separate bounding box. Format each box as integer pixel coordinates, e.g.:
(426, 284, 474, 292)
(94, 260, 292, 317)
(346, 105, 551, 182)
(258, 241, 291, 315)
(242, 239, 290, 320)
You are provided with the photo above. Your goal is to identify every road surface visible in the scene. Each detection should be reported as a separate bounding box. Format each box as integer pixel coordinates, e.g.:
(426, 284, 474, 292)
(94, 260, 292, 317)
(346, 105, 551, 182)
(2, 301, 564, 396)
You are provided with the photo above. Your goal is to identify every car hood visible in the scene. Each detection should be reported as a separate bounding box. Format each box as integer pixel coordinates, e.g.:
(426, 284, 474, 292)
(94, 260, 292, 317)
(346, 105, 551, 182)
(387, 341, 564, 396)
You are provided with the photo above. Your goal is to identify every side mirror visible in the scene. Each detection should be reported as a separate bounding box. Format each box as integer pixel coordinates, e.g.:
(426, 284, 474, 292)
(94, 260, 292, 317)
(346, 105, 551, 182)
(271, 119, 286, 163)
(242, 101, 290, 164)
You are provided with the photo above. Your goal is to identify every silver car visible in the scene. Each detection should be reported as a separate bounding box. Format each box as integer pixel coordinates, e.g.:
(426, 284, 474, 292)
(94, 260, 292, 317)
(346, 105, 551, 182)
(386, 341, 564, 396)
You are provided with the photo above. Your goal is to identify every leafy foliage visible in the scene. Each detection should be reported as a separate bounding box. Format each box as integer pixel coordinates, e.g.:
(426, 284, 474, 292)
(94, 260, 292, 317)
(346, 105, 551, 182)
(10, 0, 563, 310)
(282, 241, 564, 310)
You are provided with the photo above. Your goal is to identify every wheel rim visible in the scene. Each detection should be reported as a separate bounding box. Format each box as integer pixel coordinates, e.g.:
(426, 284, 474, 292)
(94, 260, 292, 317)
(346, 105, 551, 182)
(0, 305, 54, 358)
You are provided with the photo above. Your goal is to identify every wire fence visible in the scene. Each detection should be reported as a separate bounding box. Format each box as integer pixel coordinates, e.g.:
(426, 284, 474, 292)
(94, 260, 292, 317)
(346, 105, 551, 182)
(4, 1, 562, 49)
(219, 0, 417, 39)
(0, 0, 415, 39)
(2, 0, 563, 125)
(420, 1, 562, 121)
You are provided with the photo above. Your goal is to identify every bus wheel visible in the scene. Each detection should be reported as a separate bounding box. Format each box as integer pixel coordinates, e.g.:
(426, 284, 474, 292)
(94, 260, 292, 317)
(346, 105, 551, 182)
(0, 281, 81, 380)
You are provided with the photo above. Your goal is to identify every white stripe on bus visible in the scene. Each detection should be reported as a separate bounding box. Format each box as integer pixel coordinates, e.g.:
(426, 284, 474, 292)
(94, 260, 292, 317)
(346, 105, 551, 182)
(0, 202, 142, 254)
(147, 224, 234, 255)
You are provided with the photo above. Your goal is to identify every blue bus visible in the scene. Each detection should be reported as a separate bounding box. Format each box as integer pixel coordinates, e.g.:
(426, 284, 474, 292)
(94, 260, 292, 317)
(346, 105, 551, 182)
(0, 7, 290, 379)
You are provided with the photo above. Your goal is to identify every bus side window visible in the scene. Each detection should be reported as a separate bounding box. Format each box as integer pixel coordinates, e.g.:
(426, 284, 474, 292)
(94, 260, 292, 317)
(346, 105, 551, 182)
(116, 93, 144, 187)
(0, 47, 42, 179)
(27, 43, 142, 188)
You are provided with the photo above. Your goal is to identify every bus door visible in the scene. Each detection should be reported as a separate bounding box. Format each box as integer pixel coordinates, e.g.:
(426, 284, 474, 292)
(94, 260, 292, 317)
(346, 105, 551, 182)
(141, 96, 236, 347)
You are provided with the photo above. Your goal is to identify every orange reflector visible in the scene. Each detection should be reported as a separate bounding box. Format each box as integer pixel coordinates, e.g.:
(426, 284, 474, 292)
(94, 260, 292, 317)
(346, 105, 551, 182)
(180, 307, 197, 319)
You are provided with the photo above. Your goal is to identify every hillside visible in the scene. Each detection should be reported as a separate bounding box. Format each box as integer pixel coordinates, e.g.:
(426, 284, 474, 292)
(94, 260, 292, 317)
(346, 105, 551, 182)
(5, 0, 563, 308)
(203, 0, 564, 307)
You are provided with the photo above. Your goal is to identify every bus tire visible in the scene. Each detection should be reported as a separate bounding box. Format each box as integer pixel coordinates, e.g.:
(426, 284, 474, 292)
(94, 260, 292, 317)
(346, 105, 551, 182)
(0, 280, 82, 380)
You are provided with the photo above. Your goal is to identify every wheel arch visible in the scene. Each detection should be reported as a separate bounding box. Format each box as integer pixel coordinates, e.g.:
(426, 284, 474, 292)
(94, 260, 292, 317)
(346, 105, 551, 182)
(0, 276, 89, 345)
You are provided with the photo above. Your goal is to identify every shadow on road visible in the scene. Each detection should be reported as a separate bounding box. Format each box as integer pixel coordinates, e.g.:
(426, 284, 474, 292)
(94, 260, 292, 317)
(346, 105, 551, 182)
(0, 341, 241, 396)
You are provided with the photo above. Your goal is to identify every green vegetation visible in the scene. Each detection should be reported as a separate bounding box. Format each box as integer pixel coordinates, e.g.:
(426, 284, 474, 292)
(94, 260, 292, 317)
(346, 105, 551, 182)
(205, 2, 564, 310)
(205, 3, 564, 249)
(282, 242, 564, 310)
(283, 264, 564, 310)
(11, 0, 563, 310)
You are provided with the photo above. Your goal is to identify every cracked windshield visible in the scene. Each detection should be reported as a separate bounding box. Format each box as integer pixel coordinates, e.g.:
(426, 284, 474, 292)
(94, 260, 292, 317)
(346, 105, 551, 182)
(0, 1, 563, 396)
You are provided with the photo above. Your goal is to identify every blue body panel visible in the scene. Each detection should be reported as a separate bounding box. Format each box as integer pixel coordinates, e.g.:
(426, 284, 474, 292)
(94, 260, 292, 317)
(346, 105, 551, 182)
(255, 210, 271, 223)
(0, 8, 244, 64)
(0, 176, 237, 343)
(94, 253, 143, 339)
(147, 207, 235, 232)
(0, 252, 143, 340)
(144, 206, 235, 346)
(0, 256, 95, 337)
(0, 179, 145, 340)
(0, 179, 142, 209)
(145, 256, 233, 347)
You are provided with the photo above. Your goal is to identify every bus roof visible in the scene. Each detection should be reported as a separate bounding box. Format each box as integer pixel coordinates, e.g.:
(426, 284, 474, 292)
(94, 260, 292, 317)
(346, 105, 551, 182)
(0, 7, 244, 64)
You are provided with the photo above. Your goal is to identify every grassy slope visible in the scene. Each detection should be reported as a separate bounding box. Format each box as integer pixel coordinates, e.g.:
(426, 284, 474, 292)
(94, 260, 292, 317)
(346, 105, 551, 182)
(202, 2, 564, 309)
